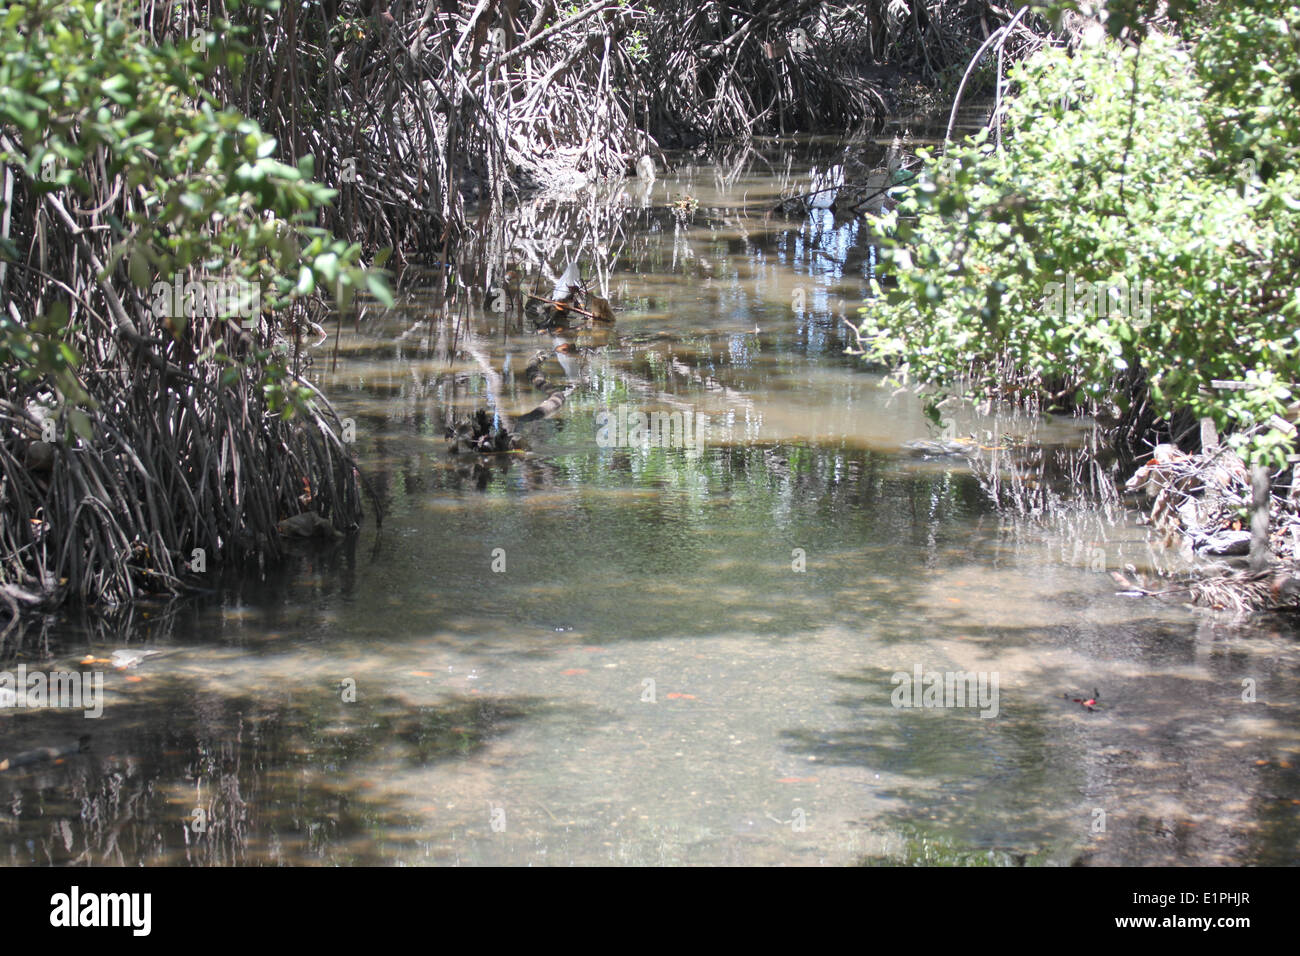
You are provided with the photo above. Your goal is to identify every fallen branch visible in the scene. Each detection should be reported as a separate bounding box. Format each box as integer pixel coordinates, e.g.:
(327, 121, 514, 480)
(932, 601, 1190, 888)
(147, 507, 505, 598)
(524, 292, 604, 322)
(517, 349, 577, 423)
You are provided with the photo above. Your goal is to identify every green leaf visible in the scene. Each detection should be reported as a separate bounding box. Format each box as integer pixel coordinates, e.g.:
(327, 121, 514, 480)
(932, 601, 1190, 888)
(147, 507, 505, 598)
(128, 253, 152, 289)
(314, 252, 339, 283)
(366, 273, 394, 307)
(70, 408, 94, 441)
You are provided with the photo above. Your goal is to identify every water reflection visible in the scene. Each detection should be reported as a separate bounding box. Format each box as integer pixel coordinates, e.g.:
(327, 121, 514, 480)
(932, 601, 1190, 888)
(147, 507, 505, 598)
(3, 124, 1299, 866)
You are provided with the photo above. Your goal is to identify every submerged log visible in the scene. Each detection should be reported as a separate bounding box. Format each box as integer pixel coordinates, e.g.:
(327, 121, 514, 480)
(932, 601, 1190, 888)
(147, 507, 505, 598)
(277, 512, 343, 539)
(0, 735, 91, 773)
(517, 350, 577, 424)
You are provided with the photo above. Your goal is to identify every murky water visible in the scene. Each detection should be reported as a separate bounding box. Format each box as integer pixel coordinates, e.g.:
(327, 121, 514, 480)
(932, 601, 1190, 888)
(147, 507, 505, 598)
(4, 124, 1300, 866)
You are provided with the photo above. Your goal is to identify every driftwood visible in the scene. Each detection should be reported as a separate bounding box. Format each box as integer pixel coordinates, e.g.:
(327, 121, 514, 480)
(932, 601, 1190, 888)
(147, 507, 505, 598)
(517, 350, 578, 423)
(524, 292, 615, 328)
(1121, 440, 1300, 613)
(444, 346, 578, 453)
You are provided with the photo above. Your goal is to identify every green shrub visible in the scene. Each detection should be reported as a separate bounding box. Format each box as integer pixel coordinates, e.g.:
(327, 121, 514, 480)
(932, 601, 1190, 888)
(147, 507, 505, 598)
(0, 0, 389, 410)
(855, 25, 1300, 469)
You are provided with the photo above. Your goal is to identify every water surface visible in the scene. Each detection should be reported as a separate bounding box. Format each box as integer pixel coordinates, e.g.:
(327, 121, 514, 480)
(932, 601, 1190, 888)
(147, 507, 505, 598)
(3, 126, 1299, 866)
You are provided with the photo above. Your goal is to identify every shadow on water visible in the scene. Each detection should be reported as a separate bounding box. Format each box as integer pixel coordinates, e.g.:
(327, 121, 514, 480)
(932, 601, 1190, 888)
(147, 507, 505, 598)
(1, 687, 541, 865)
(783, 611, 1300, 866)
(4, 116, 1300, 866)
